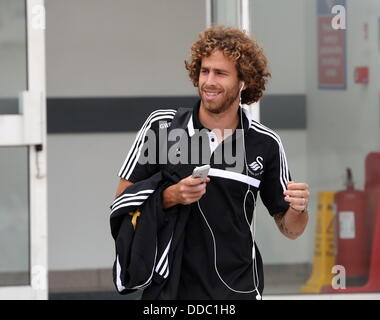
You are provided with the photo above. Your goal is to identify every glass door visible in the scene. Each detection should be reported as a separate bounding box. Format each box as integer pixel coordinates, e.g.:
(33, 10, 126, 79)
(0, 0, 47, 299)
(250, 0, 380, 299)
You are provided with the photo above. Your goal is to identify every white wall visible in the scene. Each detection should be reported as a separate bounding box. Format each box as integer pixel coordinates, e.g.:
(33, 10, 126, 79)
(47, 133, 132, 270)
(252, 0, 309, 263)
(46, 0, 205, 97)
(48, 0, 380, 271)
(45, 0, 206, 271)
(252, 0, 306, 95)
(45, 0, 314, 271)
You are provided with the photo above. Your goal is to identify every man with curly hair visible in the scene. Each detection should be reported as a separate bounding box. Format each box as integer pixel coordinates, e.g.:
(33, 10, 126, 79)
(115, 26, 310, 300)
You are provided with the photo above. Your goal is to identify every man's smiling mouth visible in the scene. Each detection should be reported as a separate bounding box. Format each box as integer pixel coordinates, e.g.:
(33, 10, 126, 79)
(204, 91, 221, 100)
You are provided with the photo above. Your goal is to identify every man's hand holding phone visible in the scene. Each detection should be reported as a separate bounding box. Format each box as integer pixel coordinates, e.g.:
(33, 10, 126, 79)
(162, 165, 211, 208)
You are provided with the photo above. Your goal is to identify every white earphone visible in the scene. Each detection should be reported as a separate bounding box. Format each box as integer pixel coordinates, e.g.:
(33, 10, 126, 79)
(239, 89, 262, 300)
(240, 81, 245, 93)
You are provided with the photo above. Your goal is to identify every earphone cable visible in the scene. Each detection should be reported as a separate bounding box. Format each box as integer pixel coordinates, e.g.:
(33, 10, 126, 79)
(194, 98, 261, 299)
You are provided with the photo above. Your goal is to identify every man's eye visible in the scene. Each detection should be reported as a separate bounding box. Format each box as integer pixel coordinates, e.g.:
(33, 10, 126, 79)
(201, 69, 208, 74)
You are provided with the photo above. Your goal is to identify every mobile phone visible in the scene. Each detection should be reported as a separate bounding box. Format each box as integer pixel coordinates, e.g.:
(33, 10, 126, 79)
(192, 165, 210, 179)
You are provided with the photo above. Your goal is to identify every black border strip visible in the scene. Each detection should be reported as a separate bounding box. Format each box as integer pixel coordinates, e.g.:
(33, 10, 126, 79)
(0, 95, 306, 132)
(260, 94, 306, 130)
(46, 96, 199, 133)
(0, 99, 19, 115)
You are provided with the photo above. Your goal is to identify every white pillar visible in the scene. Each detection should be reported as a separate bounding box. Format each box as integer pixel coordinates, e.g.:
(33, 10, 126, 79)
(241, 0, 260, 123)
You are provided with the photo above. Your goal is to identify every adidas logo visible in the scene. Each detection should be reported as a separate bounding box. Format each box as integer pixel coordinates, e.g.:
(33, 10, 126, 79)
(249, 156, 264, 172)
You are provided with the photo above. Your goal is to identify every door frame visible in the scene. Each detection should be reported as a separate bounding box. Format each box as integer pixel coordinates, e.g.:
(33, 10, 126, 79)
(0, 0, 47, 300)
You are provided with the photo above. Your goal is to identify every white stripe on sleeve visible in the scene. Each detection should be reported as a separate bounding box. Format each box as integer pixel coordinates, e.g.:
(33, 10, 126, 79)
(208, 168, 261, 188)
(112, 189, 155, 209)
(118, 110, 176, 179)
(111, 200, 147, 215)
(250, 121, 290, 191)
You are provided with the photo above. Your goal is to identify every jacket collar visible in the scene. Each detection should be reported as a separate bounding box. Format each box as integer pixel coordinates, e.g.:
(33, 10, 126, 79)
(186, 100, 252, 137)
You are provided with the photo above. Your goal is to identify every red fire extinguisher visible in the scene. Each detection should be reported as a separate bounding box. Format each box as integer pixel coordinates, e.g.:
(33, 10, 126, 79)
(334, 168, 370, 284)
(365, 153, 380, 246)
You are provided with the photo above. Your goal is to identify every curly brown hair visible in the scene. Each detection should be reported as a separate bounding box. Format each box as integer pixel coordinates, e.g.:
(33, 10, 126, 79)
(185, 26, 271, 105)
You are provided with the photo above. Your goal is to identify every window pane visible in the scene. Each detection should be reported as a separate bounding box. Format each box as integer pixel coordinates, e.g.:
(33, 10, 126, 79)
(0, 0, 27, 115)
(212, 0, 240, 27)
(252, 0, 380, 295)
(0, 146, 30, 286)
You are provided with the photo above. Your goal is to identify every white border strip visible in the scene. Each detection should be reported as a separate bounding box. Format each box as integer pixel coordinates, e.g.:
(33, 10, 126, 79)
(118, 110, 175, 179)
(116, 255, 126, 292)
(187, 114, 195, 137)
(206, 0, 212, 28)
(263, 293, 380, 300)
(112, 192, 154, 211)
(155, 236, 173, 273)
(116, 243, 158, 292)
(209, 168, 260, 188)
(241, 0, 250, 32)
(159, 257, 169, 276)
(110, 201, 145, 215)
(113, 189, 155, 207)
(250, 122, 289, 191)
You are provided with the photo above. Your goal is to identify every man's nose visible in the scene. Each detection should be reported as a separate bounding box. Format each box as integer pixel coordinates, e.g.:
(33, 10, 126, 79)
(205, 72, 217, 87)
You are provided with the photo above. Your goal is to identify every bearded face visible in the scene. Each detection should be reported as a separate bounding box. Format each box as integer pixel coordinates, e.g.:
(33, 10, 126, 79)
(198, 50, 241, 115)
